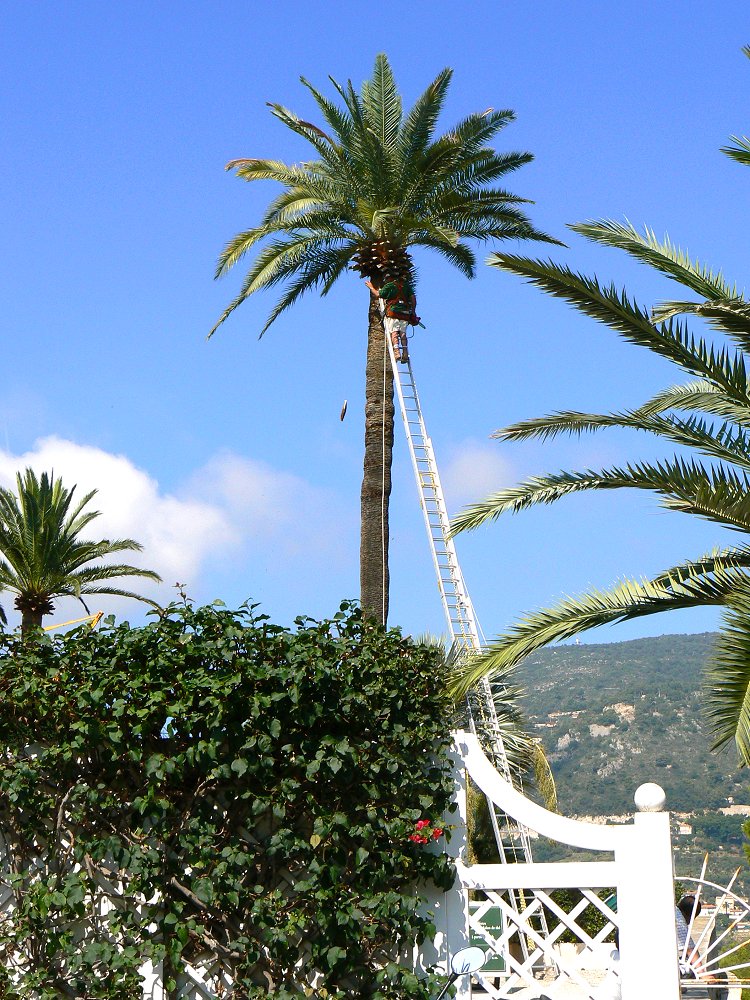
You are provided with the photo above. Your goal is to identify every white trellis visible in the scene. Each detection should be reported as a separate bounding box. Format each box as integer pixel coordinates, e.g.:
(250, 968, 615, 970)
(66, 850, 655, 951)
(421, 731, 682, 999)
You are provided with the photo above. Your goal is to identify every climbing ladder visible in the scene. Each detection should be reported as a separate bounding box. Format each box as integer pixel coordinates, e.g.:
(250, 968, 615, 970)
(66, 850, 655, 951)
(385, 331, 534, 866)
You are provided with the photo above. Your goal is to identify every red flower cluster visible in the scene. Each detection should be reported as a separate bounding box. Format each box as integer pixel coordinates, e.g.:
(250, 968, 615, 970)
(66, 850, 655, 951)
(409, 818, 444, 844)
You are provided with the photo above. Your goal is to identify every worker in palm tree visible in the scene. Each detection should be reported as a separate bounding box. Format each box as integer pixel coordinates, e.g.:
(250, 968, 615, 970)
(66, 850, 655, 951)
(365, 274, 420, 363)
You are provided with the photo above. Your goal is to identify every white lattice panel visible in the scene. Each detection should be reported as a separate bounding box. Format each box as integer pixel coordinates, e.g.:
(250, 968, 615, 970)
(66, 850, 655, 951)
(468, 887, 619, 999)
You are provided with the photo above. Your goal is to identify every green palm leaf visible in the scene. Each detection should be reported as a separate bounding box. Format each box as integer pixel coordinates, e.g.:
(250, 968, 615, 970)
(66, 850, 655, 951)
(361, 53, 402, 151)
(707, 588, 750, 758)
(722, 135, 750, 166)
(452, 458, 750, 533)
(570, 220, 739, 301)
(461, 83, 750, 758)
(652, 298, 750, 353)
(449, 566, 748, 701)
(490, 253, 750, 401)
(496, 409, 750, 469)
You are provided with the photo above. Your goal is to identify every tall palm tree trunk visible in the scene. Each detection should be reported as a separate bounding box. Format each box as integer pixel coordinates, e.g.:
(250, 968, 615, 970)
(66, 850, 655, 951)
(20, 610, 44, 634)
(360, 296, 395, 625)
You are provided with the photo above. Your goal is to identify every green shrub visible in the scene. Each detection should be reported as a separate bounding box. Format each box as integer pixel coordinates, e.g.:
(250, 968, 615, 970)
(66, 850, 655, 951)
(0, 600, 455, 998)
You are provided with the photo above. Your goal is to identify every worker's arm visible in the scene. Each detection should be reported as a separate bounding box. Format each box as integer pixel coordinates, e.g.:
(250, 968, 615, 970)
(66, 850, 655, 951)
(364, 280, 378, 295)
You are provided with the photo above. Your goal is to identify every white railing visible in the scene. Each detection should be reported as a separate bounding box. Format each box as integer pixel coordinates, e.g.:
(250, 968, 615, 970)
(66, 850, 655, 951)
(424, 731, 681, 999)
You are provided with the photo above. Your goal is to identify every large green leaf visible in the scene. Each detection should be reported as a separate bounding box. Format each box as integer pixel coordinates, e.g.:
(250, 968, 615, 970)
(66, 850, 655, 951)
(461, 75, 750, 759)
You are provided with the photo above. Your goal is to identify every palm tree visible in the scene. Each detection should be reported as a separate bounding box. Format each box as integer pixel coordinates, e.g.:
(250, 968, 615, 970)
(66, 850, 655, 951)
(416, 632, 556, 808)
(449, 216, 750, 764)
(416, 632, 555, 862)
(209, 53, 553, 625)
(0, 469, 161, 632)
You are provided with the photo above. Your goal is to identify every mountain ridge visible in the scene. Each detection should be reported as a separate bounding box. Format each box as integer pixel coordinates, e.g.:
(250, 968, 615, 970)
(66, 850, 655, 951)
(516, 631, 743, 816)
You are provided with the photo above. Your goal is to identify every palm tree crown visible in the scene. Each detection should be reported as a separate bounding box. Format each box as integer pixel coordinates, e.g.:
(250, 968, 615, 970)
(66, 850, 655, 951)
(449, 213, 750, 762)
(0, 469, 161, 632)
(210, 54, 551, 336)
(210, 53, 553, 624)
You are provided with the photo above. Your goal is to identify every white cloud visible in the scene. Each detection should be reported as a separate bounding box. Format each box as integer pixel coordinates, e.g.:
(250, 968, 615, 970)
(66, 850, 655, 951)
(440, 438, 516, 513)
(186, 450, 346, 560)
(0, 437, 348, 625)
(0, 437, 232, 589)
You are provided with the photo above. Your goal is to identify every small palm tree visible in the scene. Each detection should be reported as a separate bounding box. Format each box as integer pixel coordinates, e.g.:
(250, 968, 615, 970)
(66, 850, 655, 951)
(210, 53, 554, 625)
(0, 469, 161, 632)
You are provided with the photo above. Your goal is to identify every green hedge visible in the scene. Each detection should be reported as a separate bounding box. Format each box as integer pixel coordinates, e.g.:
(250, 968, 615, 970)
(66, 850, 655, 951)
(0, 601, 456, 998)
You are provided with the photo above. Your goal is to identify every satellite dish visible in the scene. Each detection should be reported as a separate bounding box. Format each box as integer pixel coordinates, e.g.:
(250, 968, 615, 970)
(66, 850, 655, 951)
(450, 946, 486, 975)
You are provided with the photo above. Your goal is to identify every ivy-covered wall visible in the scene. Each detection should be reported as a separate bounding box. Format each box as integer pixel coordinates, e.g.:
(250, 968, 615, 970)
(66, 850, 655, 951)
(0, 601, 456, 999)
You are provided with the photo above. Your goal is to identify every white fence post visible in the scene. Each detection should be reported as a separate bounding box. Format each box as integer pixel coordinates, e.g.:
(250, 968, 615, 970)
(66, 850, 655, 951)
(617, 782, 680, 1000)
(450, 731, 682, 1000)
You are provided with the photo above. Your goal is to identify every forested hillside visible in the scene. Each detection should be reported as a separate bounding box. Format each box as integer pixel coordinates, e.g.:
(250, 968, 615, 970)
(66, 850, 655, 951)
(518, 632, 744, 816)
(517, 632, 750, 891)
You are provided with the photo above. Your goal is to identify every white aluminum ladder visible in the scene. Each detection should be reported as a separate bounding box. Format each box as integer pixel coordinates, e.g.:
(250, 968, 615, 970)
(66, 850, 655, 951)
(385, 330, 535, 867)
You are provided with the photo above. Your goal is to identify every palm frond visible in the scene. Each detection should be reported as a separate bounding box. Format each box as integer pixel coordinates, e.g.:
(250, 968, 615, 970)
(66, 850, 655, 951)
(226, 158, 325, 189)
(443, 109, 517, 153)
(258, 245, 357, 335)
(300, 76, 353, 145)
(267, 104, 338, 159)
(70, 585, 161, 607)
(361, 53, 402, 151)
(69, 563, 161, 584)
(259, 190, 326, 228)
(489, 253, 750, 399)
(652, 298, 750, 354)
(434, 186, 535, 211)
(628, 382, 750, 430)
(214, 226, 270, 279)
(210, 232, 351, 338)
(435, 150, 535, 196)
(397, 67, 453, 175)
(706, 590, 750, 761)
(448, 568, 747, 700)
(722, 135, 750, 166)
(410, 235, 476, 278)
(496, 409, 750, 469)
(651, 549, 750, 590)
(532, 742, 557, 812)
(633, 380, 720, 414)
(451, 458, 750, 535)
(570, 220, 739, 301)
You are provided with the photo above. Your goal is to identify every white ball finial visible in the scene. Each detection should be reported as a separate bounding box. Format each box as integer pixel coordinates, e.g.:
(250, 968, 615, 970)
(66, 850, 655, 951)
(634, 782, 666, 812)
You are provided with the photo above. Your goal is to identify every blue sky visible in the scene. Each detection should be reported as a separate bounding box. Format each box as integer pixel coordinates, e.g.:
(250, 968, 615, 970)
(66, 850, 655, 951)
(2, 2, 749, 642)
